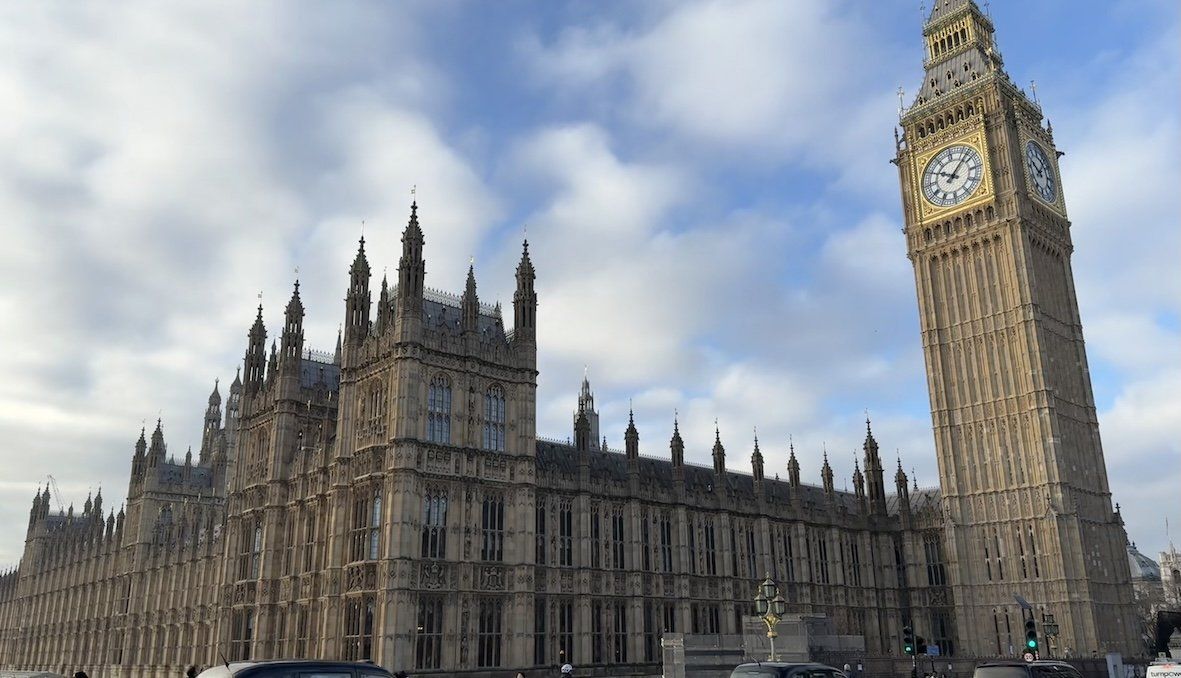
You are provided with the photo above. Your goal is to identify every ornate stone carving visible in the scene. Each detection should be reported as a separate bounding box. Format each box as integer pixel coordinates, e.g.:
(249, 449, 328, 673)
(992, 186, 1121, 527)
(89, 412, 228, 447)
(479, 566, 505, 591)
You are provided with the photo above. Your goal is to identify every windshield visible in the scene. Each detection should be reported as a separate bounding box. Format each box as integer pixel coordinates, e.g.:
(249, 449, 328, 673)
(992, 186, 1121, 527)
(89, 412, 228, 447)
(974, 667, 1030, 678)
(731, 668, 784, 678)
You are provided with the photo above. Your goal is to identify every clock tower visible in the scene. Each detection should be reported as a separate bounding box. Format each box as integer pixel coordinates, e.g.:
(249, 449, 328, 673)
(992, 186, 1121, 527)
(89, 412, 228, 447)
(895, 0, 1138, 655)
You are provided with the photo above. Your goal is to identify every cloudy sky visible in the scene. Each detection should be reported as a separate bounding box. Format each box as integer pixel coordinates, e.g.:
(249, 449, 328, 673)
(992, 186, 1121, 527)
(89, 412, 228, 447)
(0, 0, 1177, 566)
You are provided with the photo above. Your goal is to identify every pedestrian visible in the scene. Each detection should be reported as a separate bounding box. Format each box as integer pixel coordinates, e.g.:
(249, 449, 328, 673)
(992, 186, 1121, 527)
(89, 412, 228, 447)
(844, 664, 852, 677)
(187, 665, 200, 678)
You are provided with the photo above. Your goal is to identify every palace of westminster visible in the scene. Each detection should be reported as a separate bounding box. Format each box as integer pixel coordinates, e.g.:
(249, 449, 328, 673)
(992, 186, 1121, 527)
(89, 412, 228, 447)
(0, 1, 1145, 675)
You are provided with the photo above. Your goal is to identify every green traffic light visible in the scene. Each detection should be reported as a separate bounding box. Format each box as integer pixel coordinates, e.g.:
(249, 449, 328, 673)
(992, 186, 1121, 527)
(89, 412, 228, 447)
(1026, 639, 1037, 649)
(905, 645, 913, 653)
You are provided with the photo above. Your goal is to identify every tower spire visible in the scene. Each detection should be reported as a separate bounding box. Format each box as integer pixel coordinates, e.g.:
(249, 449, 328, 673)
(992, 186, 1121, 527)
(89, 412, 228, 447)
(513, 237, 537, 345)
(461, 262, 479, 334)
(345, 236, 371, 344)
(397, 199, 425, 319)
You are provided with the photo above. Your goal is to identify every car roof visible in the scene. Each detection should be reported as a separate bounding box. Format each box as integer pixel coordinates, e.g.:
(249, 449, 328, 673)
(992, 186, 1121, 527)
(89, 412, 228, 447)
(734, 663, 838, 670)
(201, 661, 392, 678)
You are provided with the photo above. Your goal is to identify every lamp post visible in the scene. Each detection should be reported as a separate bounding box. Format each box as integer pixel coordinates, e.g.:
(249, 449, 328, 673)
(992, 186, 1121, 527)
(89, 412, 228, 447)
(755, 573, 788, 661)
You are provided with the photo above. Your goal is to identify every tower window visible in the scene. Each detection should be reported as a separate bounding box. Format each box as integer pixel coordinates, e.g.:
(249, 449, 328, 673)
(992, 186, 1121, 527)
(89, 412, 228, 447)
(483, 385, 506, 451)
(427, 374, 452, 444)
(415, 595, 444, 670)
(350, 486, 383, 563)
(481, 493, 505, 562)
(421, 491, 448, 559)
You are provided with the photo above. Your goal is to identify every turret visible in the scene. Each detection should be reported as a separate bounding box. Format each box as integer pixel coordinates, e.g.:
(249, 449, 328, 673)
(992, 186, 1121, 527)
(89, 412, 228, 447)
(513, 239, 537, 345)
(200, 379, 222, 464)
(344, 237, 371, 344)
(573, 371, 601, 445)
(863, 417, 888, 515)
(751, 433, 765, 494)
(853, 459, 866, 513)
(244, 305, 267, 394)
(279, 280, 304, 372)
(821, 449, 834, 497)
(787, 440, 801, 490)
(574, 408, 592, 452)
(131, 427, 147, 479)
(711, 424, 726, 476)
(670, 415, 685, 483)
(375, 275, 391, 334)
(397, 201, 425, 323)
(461, 264, 479, 334)
(895, 457, 910, 513)
(266, 340, 278, 386)
(624, 406, 639, 462)
(148, 419, 166, 468)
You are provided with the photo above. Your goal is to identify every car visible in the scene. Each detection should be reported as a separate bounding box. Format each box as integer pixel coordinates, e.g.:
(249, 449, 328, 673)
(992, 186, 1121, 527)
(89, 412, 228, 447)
(194, 660, 395, 678)
(972, 660, 1082, 678)
(1146, 657, 1181, 678)
(729, 661, 846, 678)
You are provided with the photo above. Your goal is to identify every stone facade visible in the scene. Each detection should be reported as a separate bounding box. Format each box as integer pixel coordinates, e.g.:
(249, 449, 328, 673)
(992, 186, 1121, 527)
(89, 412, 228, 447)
(0, 204, 954, 677)
(894, 0, 1138, 657)
(0, 2, 1142, 676)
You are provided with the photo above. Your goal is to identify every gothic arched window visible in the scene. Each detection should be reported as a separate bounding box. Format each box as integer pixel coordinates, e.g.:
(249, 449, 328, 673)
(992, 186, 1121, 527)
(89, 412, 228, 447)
(483, 385, 506, 452)
(427, 374, 452, 444)
(422, 491, 448, 559)
(350, 487, 383, 563)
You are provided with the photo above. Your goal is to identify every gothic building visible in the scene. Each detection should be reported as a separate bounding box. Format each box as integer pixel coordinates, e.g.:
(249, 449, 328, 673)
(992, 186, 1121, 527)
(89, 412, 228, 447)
(0, 2, 1140, 677)
(894, 0, 1138, 656)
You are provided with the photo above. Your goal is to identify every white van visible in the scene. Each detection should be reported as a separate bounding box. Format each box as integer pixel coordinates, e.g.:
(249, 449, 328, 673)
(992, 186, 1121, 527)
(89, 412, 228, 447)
(1146, 659, 1181, 678)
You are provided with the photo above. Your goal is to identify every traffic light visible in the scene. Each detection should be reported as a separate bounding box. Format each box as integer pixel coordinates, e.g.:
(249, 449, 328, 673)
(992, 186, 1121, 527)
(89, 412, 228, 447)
(1024, 617, 1039, 652)
(903, 625, 915, 656)
(917, 635, 928, 655)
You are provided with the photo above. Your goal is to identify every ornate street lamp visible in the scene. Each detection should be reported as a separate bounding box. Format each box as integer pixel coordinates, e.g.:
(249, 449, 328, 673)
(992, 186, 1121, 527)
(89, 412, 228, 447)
(755, 573, 787, 660)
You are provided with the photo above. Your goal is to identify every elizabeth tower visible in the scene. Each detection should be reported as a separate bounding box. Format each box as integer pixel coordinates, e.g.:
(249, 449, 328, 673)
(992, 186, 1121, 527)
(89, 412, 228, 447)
(895, 0, 1138, 656)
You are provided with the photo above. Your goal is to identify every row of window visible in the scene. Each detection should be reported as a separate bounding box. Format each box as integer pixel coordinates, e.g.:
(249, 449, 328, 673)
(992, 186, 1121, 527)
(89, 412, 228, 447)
(238, 499, 950, 591)
(427, 378, 506, 452)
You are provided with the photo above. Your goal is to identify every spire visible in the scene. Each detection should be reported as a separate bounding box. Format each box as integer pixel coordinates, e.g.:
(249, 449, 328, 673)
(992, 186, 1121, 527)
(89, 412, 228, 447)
(853, 458, 866, 512)
(787, 438, 800, 489)
(149, 419, 166, 466)
(397, 199, 425, 315)
(208, 379, 221, 407)
(280, 279, 305, 368)
(231, 367, 242, 391)
(345, 236, 372, 343)
(573, 370, 600, 445)
(334, 326, 342, 364)
(864, 415, 887, 515)
(895, 456, 911, 513)
(375, 274, 391, 333)
(244, 304, 267, 393)
(712, 422, 726, 475)
(461, 263, 479, 333)
(514, 238, 537, 343)
(624, 404, 639, 462)
(821, 448, 834, 495)
(267, 339, 278, 383)
(574, 408, 591, 452)
(910, 0, 1003, 113)
(751, 431, 765, 484)
(670, 413, 684, 468)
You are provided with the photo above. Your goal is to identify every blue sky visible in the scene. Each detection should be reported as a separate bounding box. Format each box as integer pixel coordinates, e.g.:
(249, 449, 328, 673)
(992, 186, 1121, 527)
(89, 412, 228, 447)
(0, 0, 1177, 566)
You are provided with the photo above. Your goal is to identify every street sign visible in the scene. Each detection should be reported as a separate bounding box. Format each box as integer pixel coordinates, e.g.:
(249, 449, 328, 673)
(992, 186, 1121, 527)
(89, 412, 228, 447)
(928, 645, 941, 657)
(1023, 652, 1036, 663)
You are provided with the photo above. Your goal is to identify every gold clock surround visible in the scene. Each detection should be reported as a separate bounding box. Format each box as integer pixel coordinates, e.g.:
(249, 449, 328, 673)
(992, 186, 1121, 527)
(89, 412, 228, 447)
(911, 129, 994, 222)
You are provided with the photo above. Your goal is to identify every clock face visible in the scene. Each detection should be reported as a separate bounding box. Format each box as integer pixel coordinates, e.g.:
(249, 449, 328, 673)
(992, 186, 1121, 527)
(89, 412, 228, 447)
(922, 144, 984, 207)
(1025, 140, 1057, 202)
